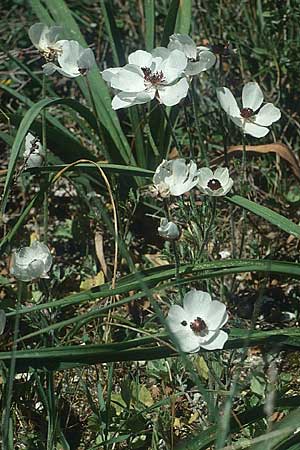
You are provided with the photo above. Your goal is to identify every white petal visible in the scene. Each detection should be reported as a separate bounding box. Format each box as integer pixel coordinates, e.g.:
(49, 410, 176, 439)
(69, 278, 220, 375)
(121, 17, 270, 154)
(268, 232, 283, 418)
(26, 154, 43, 168)
(168, 34, 197, 60)
(170, 327, 202, 353)
(200, 330, 228, 350)
(111, 91, 154, 110)
(183, 290, 212, 321)
(158, 77, 189, 106)
(217, 87, 240, 117)
(45, 26, 62, 46)
(185, 51, 216, 76)
(220, 178, 233, 195)
(214, 167, 229, 184)
(205, 300, 228, 330)
(28, 260, 45, 279)
(243, 121, 269, 138)
(161, 49, 187, 84)
(242, 82, 263, 111)
(42, 62, 58, 76)
(151, 47, 171, 60)
(102, 67, 121, 84)
(128, 50, 153, 67)
(28, 23, 46, 48)
(254, 103, 281, 126)
(78, 48, 96, 71)
(198, 167, 214, 188)
(166, 305, 189, 333)
(110, 64, 145, 92)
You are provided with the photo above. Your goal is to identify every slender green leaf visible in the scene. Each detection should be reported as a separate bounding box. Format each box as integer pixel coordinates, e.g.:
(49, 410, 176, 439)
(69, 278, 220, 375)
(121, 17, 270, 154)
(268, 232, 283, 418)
(175, 0, 192, 34)
(99, 0, 125, 65)
(227, 195, 300, 238)
(161, 0, 179, 46)
(144, 0, 155, 51)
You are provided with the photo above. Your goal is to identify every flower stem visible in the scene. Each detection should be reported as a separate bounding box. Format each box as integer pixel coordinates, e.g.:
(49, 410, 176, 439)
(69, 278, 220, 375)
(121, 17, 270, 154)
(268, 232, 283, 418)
(2, 281, 24, 449)
(238, 134, 247, 258)
(190, 79, 208, 165)
(160, 104, 183, 158)
(42, 75, 48, 244)
(199, 197, 217, 258)
(183, 103, 194, 159)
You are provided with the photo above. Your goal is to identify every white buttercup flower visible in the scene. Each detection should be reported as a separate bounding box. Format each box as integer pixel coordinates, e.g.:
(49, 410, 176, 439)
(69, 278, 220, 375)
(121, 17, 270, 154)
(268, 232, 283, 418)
(217, 82, 281, 138)
(153, 159, 199, 197)
(166, 290, 228, 352)
(28, 23, 62, 60)
(43, 40, 96, 78)
(158, 218, 180, 240)
(198, 167, 233, 196)
(24, 133, 44, 168)
(10, 241, 53, 282)
(168, 34, 216, 76)
(102, 48, 189, 109)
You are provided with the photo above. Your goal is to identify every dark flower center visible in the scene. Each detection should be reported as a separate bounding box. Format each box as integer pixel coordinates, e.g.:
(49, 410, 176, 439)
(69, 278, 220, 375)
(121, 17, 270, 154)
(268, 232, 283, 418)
(240, 107, 254, 119)
(142, 67, 165, 85)
(207, 178, 222, 190)
(190, 317, 208, 336)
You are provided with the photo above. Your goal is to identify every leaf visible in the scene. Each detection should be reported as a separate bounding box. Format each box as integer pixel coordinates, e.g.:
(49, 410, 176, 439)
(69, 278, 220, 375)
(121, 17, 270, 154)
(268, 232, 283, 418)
(144, 0, 155, 51)
(226, 195, 300, 238)
(80, 271, 105, 290)
(161, 0, 180, 46)
(210, 143, 300, 180)
(175, 0, 192, 34)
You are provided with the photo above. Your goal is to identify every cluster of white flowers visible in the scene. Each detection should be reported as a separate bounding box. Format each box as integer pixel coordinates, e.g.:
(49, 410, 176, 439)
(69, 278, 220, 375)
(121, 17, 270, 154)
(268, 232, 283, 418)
(152, 158, 234, 199)
(28, 23, 95, 78)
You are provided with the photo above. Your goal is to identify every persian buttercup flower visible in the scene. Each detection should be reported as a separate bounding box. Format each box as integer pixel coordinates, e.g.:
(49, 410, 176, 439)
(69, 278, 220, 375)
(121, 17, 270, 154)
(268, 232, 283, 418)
(24, 132, 44, 168)
(10, 241, 53, 282)
(153, 159, 199, 197)
(28, 23, 62, 60)
(102, 48, 189, 109)
(158, 218, 180, 240)
(168, 34, 216, 76)
(43, 40, 96, 78)
(217, 82, 281, 138)
(198, 167, 233, 196)
(166, 290, 228, 352)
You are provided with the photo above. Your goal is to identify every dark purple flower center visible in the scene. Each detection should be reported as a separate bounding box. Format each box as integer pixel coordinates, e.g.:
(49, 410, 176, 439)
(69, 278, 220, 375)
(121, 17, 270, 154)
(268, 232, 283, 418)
(207, 178, 222, 190)
(240, 107, 254, 119)
(190, 317, 208, 335)
(142, 67, 165, 85)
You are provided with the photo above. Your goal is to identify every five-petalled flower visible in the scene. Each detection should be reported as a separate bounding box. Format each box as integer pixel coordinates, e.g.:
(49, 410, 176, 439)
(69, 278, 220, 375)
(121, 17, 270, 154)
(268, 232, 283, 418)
(102, 48, 189, 109)
(43, 40, 96, 78)
(10, 241, 53, 282)
(198, 167, 233, 196)
(217, 82, 281, 138)
(168, 34, 216, 76)
(165, 290, 228, 352)
(153, 159, 199, 197)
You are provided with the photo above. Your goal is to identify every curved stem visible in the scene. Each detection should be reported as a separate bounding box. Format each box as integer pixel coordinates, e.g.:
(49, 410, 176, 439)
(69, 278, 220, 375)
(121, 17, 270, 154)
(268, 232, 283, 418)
(42, 75, 48, 244)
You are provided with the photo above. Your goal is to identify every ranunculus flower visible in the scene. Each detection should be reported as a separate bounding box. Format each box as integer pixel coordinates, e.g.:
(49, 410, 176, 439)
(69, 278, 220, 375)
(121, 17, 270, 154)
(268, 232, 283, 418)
(10, 241, 53, 282)
(43, 40, 96, 78)
(168, 34, 216, 76)
(165, 290, 228, 352)
(102, 48, 189, 109)
(158, 218, 180, 240)
(28, 23, 62, 60)
(24, 133, 44, 168)
(217, 82, 281, 138)
(153, 159, 199, 197)
(198, 167, 233, 196)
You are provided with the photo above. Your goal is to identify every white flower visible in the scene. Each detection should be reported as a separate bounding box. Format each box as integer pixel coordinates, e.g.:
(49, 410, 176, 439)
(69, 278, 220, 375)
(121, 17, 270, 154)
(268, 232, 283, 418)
(166, 290, 228, 352)
(10, 241, 53, 282)
(168, 34, 216, 76)
(198, 167, 233, 196)
(28, 23, 62, 60)
(102, 48, 189, 109)
(24, 133, 44, 168)
(43, 40, 96, 78)
(219, 249, 231, 259)
(158, 218, 180, 240)
(217, 82, 281, 138)
(153, 159, 199, 197)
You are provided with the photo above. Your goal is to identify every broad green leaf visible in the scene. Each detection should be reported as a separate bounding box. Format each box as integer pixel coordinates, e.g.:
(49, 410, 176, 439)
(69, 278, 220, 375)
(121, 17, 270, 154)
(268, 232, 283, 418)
(227, 195, 300, 238)
(175, 0, 192, 34)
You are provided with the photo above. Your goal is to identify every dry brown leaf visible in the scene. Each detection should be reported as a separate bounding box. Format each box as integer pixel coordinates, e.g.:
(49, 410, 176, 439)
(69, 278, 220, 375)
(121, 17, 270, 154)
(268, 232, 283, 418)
(94, 231, 110, 279)
(210, 143, 300, 179)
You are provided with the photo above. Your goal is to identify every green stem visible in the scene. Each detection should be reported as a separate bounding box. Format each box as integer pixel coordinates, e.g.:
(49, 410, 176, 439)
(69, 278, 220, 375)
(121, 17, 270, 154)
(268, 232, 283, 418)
(2, 281, 24, 449)
(199, 197, 217, 258)
(190, 79, 208, 165)
(160, 104, 183, 158)
(42, 75, 48, 244)
(183, 103, 194, 159)
(238, 134, 247, 258)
